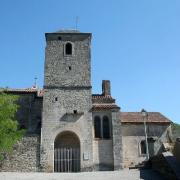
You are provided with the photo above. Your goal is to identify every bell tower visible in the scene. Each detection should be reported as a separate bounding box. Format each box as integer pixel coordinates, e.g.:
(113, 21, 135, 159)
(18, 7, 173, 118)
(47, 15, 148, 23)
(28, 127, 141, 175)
(41, 30, 93, 172)
(44, 30, 91, 87)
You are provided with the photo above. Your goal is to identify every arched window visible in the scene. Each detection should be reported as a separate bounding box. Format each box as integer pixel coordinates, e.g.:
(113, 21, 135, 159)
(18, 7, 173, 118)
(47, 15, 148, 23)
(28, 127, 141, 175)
(103, 116, 110, 139)
(94, 116, 101, 138)
(65, 42, 72, 55)
(94, 115, 111, 139)
(140, 140, 146, 154)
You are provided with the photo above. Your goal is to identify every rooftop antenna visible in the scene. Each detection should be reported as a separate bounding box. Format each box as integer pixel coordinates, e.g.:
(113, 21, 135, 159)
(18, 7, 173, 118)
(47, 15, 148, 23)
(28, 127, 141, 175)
(34, 76, 38, 89)
(75, 16, 79, 30)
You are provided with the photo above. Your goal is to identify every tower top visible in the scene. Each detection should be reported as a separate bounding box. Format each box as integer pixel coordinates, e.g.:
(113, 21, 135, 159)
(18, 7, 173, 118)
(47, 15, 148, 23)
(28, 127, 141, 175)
(45, 29, 91, 41)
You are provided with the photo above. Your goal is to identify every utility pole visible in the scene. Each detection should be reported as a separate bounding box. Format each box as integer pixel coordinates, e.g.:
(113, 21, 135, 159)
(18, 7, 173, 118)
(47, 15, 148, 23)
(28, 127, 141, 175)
(141, 109, 150, 160)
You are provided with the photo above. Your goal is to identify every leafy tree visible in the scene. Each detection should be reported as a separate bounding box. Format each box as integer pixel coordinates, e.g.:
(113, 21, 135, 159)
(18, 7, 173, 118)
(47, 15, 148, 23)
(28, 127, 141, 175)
(0, 93, 25, 161)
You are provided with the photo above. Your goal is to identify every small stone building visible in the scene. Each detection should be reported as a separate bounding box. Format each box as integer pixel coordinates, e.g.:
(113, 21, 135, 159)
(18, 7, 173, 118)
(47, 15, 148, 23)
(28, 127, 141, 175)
(0, 30, 172, 172)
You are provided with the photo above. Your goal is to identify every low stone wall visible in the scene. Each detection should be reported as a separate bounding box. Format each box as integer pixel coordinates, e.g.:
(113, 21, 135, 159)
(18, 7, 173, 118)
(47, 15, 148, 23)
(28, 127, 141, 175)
(0, 134, 40, 172)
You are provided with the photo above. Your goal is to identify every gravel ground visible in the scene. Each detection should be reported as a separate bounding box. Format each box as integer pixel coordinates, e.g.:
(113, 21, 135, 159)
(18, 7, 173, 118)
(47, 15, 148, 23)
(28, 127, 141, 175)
(0, 169, 164, 180)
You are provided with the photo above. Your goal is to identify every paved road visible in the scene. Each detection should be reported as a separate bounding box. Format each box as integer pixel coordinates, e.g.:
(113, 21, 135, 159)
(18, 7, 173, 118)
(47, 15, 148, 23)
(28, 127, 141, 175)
(0, 169, 165, 180)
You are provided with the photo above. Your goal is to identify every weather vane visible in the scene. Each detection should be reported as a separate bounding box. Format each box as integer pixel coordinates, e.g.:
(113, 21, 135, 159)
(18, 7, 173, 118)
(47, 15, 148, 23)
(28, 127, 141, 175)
(34, 76, 38, 88)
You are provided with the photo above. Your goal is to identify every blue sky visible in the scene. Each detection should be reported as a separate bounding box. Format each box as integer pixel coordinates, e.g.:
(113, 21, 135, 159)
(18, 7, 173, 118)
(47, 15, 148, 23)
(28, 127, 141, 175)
(0, 0, 180, 123)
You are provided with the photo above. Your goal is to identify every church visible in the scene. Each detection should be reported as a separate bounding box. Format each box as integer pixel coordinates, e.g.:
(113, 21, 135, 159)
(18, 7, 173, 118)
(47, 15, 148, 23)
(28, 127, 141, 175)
(1, 30, 172, 172)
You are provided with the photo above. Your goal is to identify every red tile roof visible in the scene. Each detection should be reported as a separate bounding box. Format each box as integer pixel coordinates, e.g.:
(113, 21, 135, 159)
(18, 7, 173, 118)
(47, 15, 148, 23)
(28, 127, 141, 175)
(1, 88, 44, 97)
(2, 88, 38, 93)
(92, 94, 119, 110)
(92, 104, 120, 111)
(121, 112, 171, 123)
(92, 94, 115, 103)
(92, 94, 113, 99)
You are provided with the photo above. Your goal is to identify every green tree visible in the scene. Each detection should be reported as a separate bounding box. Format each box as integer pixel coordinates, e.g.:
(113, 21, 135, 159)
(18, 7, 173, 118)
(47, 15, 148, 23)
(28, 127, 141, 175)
(0, 93, 25, 161)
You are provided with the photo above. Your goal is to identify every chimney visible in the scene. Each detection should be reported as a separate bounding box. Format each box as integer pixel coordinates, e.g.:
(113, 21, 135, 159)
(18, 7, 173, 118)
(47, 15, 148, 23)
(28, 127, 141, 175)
(102, 80, 111, 96)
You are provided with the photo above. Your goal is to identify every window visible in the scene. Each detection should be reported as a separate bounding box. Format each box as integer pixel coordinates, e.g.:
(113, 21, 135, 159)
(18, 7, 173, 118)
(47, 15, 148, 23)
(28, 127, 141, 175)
(94, 116, 101, 138)
(103, 116, 110, 139)
(140, 140, 146, 154)
(94, 115, 110, 139)
(65, 43, 72, 55)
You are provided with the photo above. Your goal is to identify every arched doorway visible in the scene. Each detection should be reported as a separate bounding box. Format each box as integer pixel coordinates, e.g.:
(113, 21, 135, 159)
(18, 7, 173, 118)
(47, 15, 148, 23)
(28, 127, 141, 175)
(54, 131, 80, 172)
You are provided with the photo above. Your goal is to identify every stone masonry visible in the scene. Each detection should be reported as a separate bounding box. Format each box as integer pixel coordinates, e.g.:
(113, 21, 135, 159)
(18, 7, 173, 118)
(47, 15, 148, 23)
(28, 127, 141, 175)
(0, 135, 40, 172)
(41, 31, 93, 172)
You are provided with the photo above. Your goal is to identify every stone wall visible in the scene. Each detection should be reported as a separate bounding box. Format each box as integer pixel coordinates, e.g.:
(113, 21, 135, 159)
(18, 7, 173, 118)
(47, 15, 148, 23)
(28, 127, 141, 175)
(14, 93, 42, 133)
(44, 33, 91, 87)
(0, 135, 40, 172)
(30, 97, 42, 133)
(122, 123, 171, 137)
(16, 94, 34, 131)
(41, 32, 93, 172)
(122, 123, 171, 167)
(122, 136, 147, 167)
(41, 89, 93, 172)
(93, 140, 114, 171)
(112, 111, 123, 170)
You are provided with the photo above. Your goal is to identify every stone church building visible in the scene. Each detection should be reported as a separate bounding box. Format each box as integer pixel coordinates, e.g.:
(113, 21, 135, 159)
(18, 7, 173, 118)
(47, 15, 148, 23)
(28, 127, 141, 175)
(1, 30, 172, 172)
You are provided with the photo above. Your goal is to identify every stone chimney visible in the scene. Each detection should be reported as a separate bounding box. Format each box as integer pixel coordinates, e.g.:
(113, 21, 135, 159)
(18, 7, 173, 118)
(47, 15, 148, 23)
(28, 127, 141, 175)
(102, 80, 111, 96)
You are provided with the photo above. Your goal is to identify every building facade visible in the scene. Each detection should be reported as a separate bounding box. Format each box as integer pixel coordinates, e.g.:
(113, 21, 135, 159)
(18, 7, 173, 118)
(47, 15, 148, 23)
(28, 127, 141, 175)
(0, 30, 172, 172)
